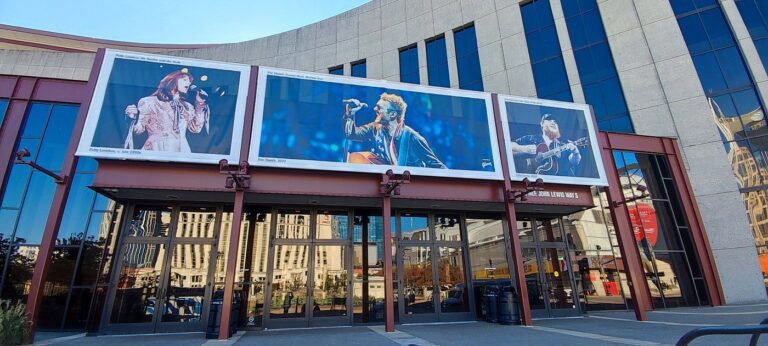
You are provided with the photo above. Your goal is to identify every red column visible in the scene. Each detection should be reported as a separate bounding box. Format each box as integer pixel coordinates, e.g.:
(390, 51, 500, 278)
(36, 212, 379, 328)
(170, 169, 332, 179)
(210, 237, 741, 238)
(382, 195, 395, 332)
(218, 66, 259, 339)
(219, 190, 245, 339)
(600, 141, 651, 321)
(25, 50, 106, 339)
(503, 201, 532, 325)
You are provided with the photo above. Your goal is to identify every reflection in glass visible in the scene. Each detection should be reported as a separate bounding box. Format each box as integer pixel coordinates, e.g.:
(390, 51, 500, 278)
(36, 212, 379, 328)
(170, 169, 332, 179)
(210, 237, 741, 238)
(14, 171, 57, 244)
(312, 245, 347, 317)
(400, 214, 429, 241)
(110, 243, 166, 323)
(518, 219, 534, 243)
(437, 247, 468, 313)
(522, 247, 544, 310)
(434, 215, 461, 241)
(402, 246, 434, 314)
(540, 248, 574, 310)
(353, 215, 387, 323)
(175, 208, 217, 238)
(270, 244, 308, 319)
(275, 210, 310, 239)
(467, 219, 510, 281)
(161, 243, 211, 323)
(316, 211, 348, 240)
(126, 207, 171, 238)
(536, 219, 563, 242)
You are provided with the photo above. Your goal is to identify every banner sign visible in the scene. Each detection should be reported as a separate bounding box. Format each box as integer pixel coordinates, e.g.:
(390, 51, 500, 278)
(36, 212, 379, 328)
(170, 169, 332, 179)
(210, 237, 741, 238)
(498, 95, 608, 186)
(249, 67, 503, 180)
(76, 49, 251, 164)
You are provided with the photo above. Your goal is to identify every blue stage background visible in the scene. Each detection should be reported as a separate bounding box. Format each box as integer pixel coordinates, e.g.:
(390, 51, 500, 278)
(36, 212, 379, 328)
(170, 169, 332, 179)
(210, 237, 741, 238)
(258, 75, 496, 172)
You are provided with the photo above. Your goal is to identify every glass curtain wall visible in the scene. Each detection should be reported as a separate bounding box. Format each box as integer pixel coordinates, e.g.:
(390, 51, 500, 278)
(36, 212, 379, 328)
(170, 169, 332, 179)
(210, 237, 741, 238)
(671, 0, 768, 289)
(614, 151, 708, 307)
(0, 99, 8, 129)
(735, 0, 768, 70)
(0, 102, 120, 330)
(561, 0, 633, 132)
(521, 0, 573, 102)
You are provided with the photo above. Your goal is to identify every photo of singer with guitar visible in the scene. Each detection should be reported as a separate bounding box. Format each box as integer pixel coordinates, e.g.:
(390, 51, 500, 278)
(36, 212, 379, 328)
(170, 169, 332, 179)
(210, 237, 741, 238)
(510, 113, 587, 176)
(341, 93, 446, 168)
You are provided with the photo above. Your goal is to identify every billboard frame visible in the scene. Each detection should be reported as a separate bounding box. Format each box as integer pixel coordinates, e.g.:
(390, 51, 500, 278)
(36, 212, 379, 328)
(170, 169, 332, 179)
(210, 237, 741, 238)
(249, 66, 504, 180)
(497, 94, 609, 186)
(75, 49, 251, 164)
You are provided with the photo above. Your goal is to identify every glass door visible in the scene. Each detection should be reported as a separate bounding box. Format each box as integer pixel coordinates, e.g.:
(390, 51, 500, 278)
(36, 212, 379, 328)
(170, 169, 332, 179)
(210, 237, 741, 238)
(521, 217, 579, 318)
(103, 205, 220, 334)
(263, 209, 352, 328)
(397, 213, 473, 323)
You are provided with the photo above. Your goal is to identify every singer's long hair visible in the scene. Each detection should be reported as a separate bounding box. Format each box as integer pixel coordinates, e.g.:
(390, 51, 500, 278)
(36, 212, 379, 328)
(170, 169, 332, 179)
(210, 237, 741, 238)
(152, 70, 194, 102)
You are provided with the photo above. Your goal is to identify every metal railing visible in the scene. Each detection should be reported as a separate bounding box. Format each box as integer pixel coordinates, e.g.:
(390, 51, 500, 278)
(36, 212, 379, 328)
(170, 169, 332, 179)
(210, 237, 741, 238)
(676, 317, 768, 346)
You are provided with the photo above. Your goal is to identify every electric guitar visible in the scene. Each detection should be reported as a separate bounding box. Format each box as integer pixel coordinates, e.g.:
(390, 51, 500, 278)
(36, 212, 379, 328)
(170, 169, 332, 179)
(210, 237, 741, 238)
(526, 137, 589, 175)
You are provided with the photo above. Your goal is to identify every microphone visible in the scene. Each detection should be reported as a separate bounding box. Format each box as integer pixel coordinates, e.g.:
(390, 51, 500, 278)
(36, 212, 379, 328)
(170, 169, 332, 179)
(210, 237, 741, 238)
(188, 85, 208, 100)
(342, 99, 367, 108)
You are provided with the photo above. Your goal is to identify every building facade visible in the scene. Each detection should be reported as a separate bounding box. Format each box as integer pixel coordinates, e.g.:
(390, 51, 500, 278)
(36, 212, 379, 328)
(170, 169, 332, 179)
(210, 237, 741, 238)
(0, 0, 766, 339)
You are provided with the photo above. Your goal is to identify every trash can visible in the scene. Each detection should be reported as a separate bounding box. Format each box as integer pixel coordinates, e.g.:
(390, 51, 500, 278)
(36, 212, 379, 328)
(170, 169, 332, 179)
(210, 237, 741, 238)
(497, 286, 520, 325)
(206, 291, 240, 339)
(483, 285, 499, 323)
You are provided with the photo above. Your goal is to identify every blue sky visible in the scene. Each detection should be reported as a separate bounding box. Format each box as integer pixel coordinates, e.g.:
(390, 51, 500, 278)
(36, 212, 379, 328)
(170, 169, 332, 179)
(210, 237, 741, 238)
(0, 0, 370, 44)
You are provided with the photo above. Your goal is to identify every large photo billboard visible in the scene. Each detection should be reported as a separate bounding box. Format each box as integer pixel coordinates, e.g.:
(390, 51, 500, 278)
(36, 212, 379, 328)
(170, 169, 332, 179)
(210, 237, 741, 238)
(249, 67, 503, 180)
(76, 49, 251, 164)
(499, 95, 608, 186)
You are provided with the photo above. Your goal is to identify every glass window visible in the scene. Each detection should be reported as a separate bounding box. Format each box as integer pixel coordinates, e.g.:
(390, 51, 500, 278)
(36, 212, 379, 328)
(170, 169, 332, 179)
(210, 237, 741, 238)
(316, 211, 348, 240)
(329, 66, 344, 75)
(434, 214, 461, 241)
(562, 0, 633, 133)
(426, 36, 450, 87)
(0, 99, 8, 128)
(351, 60, 367, 78)
(400, 213, 429, 241)
(523, 0, 573, 102)
(399, 45, 420, 84)
(454, 25, 484, 91)
(276, 210, 311, 239)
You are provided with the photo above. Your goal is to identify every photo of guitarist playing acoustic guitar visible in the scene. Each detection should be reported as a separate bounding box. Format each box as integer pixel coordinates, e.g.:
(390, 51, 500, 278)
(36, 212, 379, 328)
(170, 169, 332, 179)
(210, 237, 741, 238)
(510, 113, 588, 176)
(342, 92, 447, 169)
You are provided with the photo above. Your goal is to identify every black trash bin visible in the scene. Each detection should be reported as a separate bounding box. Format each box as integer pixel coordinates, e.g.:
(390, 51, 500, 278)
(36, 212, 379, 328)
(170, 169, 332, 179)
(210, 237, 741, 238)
(206, 291, 240, 339)
(497, 286, 520, 325)
(483, 285, 499, 323)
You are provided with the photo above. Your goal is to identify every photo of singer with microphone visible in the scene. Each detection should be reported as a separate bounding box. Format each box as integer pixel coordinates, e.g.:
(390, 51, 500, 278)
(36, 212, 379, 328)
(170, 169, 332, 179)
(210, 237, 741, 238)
(123, 69, 210, 152)
(342, 93, 446, 168)
(81, 52, 248, 164)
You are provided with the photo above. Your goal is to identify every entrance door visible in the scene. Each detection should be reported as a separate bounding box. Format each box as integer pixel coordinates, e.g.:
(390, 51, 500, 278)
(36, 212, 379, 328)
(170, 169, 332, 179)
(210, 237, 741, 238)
(520, 218, 579, 318)
(398, 213, 473, 323)
(103, 205, 220, 334)
(263, 209, 352, 328)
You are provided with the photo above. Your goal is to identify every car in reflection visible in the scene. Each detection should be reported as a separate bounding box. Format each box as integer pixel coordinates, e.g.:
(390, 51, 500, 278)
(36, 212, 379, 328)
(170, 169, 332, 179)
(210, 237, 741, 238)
(441, 283, 466, 308)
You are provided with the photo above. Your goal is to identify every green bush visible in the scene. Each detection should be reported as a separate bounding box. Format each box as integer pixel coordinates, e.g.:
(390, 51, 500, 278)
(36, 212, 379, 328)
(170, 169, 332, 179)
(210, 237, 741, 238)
(0, 300, 31, 345)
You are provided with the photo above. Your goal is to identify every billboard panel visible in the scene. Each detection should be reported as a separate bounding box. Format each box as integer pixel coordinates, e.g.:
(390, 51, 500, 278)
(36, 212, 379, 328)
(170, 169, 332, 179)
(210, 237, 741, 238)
(76, 49, 251, 164)
(249, 67, 503, 180)
(498, 95, 608, 186)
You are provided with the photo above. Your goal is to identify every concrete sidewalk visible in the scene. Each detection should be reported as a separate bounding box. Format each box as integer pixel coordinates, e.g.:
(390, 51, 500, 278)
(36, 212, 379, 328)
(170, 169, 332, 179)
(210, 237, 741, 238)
(36, 303, 768, 345)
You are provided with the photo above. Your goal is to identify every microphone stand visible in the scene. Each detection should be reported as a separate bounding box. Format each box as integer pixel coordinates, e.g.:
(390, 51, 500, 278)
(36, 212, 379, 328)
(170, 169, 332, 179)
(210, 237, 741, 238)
(343, 104, 351, 162)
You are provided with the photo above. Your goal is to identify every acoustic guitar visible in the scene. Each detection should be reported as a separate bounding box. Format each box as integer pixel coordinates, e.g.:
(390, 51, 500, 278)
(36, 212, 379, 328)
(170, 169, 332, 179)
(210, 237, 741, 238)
(347, 151, 383, 164)
(526, 137, 589, 175)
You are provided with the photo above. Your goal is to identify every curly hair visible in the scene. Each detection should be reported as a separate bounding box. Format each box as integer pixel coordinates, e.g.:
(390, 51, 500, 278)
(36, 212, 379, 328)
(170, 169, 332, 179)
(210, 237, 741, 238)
(379, 92, 407, 121)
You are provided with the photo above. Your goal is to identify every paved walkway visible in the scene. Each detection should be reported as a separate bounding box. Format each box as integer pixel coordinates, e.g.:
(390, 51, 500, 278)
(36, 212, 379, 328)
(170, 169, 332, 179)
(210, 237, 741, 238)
(35, 303, 768, 345)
